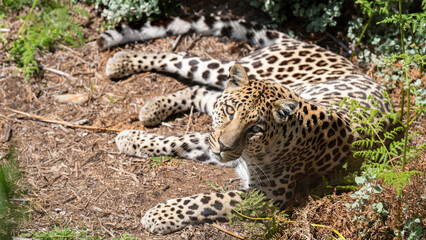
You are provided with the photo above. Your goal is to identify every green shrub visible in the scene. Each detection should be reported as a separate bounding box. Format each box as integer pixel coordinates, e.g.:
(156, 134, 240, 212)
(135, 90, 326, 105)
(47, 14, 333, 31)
(7, 0, 86, 81)
(348, 0, 425, 72)
(75, 0, 182, 26)
(0, 0, 34, 13)
(341, 2, 425, 238)
(245, 0, 344, 31)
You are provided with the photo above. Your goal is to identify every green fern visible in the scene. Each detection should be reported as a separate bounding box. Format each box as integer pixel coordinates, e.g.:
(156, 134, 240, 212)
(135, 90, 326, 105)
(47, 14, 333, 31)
(229, 190, 286, 239)
(338, 90, 423, 196)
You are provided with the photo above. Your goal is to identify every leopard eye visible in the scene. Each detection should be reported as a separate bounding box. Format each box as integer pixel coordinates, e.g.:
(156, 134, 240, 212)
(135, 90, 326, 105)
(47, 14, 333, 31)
(249, 125, 264, 133)
(225, 105, 235, 115)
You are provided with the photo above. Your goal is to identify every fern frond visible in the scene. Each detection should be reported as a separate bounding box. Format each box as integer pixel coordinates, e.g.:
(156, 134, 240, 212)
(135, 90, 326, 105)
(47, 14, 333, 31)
(406, 142, 426, 159)
(382, 127, 403, 140)
(378, 170, 422, 195)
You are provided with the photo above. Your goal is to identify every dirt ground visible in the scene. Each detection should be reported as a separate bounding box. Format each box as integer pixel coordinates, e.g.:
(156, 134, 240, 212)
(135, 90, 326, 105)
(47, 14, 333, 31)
(0, 5, 255, 239)
(0, 3, 425, 240)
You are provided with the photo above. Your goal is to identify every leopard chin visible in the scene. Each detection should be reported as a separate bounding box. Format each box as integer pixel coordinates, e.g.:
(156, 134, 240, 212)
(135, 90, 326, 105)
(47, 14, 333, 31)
(209, 137, 244, 163)
(219, 150, 243, 163)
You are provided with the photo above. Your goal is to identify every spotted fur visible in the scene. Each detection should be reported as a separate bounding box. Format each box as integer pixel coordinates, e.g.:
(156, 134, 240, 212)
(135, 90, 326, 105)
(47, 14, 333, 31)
(101, 16, 392, 234)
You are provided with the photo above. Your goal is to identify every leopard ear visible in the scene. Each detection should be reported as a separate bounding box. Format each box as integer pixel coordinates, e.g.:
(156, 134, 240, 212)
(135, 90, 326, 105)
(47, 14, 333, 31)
(273, 99, 299, 123)
(226, 64, 249, 89)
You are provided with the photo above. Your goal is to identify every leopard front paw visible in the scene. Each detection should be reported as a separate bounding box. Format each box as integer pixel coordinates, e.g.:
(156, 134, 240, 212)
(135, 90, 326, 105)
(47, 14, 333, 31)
(139, 96, 171, 126)
(105, 51, 135, 79)
(142, 203, 189, 234)
(115, 130, 152, 158)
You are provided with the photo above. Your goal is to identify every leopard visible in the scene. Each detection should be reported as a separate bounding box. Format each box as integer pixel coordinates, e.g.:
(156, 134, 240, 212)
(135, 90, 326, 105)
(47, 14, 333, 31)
(98, 16, 392, 234)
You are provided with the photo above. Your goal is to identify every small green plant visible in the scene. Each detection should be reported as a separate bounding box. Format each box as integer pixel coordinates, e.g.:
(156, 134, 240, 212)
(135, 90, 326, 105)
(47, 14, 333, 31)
(229, 190, 286, 238)
(0, 14, 8, 49)
(32, 225, 98, 239)
(112, 233, 139, 240)
(148, 155, 174, 166)
(205, 179, 234, 193)
(7, 0, 85, 81)
(396, 205, 424, 240)
(345, 172, 388, 237)
(30, 224, 139, 239)
(112, 233, 138, 240)
(337, 92, 423, 194)
(108, 95, 120, 104)
(88, 82, 96, 93)
(0, 144, 27, 239)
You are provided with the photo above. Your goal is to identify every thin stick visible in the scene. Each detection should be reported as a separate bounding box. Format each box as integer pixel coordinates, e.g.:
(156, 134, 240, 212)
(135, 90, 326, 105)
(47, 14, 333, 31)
(41, 65, 72, 78)
(107, 166, 139, 184)
(4, 107, 122, 132)
(84, 188, 107, 209)
(0, 59, 16, 62)
(119, 72, 151, 85)
(212, 224, 245, 240)
(185, 106, 194, 135)
(172, 34, 183, 52)
(186, 34, 202, 51)
(104, 113, 138, 128)
(326, 33, 352, 56)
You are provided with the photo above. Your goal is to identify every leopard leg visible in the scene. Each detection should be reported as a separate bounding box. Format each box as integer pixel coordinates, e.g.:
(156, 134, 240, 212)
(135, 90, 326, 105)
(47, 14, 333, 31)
(105, 50, 240, 89)
(115, 131, 227, 165)
(139, 86, 221, 126)
(142, 190, 243, 234)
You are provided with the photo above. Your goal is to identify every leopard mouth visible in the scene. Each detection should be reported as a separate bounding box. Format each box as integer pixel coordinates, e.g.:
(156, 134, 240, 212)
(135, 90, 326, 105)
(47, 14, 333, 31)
(209, 134, 243, 162)
(211, 149, 242, 163)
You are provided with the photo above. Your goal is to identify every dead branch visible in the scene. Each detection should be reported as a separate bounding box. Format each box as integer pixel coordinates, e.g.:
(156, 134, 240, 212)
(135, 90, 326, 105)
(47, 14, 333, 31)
(4, 107, 122, 132)
(212, 224, 245, 239)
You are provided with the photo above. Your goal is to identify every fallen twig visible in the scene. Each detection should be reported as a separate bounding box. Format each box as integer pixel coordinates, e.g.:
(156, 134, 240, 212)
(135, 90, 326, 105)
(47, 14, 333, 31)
(172, 34, 183, 52)
(40, 64, 73, 79)
(107, 166, 139, 184)
(4, 107, 122, 132)
(104, 113, 138, 128)
(212, 224, 245, 239)
(326, 32, 352, 57)
(186, 34, 202, 52)
(119, 71, 151, 85)
(185, 106, 194, 135)
(84, 188, 107, 209)
(0, 58, 16, 62)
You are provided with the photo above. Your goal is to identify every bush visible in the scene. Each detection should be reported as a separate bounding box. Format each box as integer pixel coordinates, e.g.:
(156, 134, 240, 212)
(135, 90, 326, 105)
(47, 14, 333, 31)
(245, 0, 344, 31)
(6, 0, 86, 81)
(75, 0, 182, 26)
(348, 0, 425, 69)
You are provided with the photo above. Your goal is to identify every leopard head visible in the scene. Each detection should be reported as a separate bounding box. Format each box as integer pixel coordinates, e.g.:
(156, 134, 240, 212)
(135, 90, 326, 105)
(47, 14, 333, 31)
(209, 64, 300, 163)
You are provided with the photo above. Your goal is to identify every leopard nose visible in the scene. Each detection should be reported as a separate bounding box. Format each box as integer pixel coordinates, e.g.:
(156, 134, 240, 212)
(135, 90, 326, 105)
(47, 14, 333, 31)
(218, 137, 232, 152)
